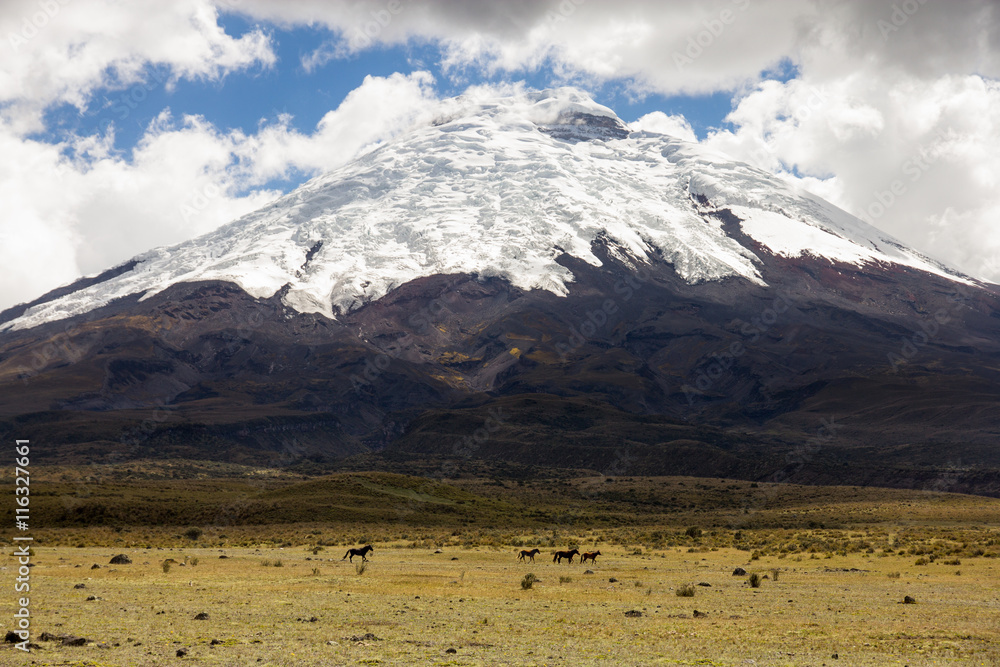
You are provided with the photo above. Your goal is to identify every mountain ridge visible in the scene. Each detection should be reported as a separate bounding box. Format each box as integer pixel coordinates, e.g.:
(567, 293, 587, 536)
(2, 88, 998, 496)
(1, 88, 976, 333)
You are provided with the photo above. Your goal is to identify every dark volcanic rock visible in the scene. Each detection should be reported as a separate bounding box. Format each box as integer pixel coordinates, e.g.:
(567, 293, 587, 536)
(2, 240, 1000, 497)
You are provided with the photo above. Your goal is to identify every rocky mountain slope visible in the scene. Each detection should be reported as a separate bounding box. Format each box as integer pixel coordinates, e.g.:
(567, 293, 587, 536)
(1, 89, 998, 495)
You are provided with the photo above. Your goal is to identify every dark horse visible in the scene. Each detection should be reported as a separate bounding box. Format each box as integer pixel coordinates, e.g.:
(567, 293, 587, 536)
(553, 548, 580, 564)
(517, 548, 541, 562)
(581, 550, 601, 564)
(343, 545, 374, 562)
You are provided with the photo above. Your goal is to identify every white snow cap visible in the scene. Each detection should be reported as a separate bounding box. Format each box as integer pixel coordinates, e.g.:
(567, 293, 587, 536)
(3, 88, 969, 331)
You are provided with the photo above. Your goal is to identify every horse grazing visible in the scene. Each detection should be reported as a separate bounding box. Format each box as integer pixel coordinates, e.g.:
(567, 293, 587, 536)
(553, 548, 580, 564)
(342, 545, 374, 563)
(517, 548, 541, 563)
(581, 550, 601, 564)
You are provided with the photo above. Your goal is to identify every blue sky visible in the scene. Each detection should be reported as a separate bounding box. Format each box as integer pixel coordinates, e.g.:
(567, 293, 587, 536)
(37, 17, 738, 195)
(0, 0, 998, 310)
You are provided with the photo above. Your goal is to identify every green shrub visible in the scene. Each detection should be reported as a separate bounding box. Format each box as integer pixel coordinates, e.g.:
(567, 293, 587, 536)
(521, 573, 538, 590)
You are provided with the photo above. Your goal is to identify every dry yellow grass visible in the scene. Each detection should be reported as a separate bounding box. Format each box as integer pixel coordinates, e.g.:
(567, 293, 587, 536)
(3, 540, 999, 666)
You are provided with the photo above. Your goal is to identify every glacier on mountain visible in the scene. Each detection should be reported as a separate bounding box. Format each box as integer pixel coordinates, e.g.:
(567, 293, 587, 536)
(3, 88, 968, 332)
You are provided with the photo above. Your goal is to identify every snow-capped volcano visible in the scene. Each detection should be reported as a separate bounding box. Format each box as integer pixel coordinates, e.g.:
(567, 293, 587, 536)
(3, 89, 1000, 494)
(2, 88, 969, 332)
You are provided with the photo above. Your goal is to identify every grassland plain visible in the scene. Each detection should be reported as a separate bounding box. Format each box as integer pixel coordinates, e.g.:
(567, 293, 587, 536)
(1, 467, 999, 665)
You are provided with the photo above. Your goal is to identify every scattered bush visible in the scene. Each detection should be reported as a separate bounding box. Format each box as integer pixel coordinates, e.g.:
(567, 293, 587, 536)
(559, 576, 572, 584)
(887, 572, 901, 579)
(355, 561, 366, 576)
(161, 561, 171, 574)
(184, 527, 203, 541)
(685, 527, 702, 539)
(521, 573, 538, 590)
(676, 584, 696, 597)
(749, 573, 762, 588)
(915, 557, 929, 566)
(770, 568, 780, 582)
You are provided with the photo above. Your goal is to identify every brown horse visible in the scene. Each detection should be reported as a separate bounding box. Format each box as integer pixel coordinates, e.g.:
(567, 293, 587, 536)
(518, 548, 541, 562)
(553, 548, 580, 564)
(342, 545, 374, 562)
(581, 550, 601, 564)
